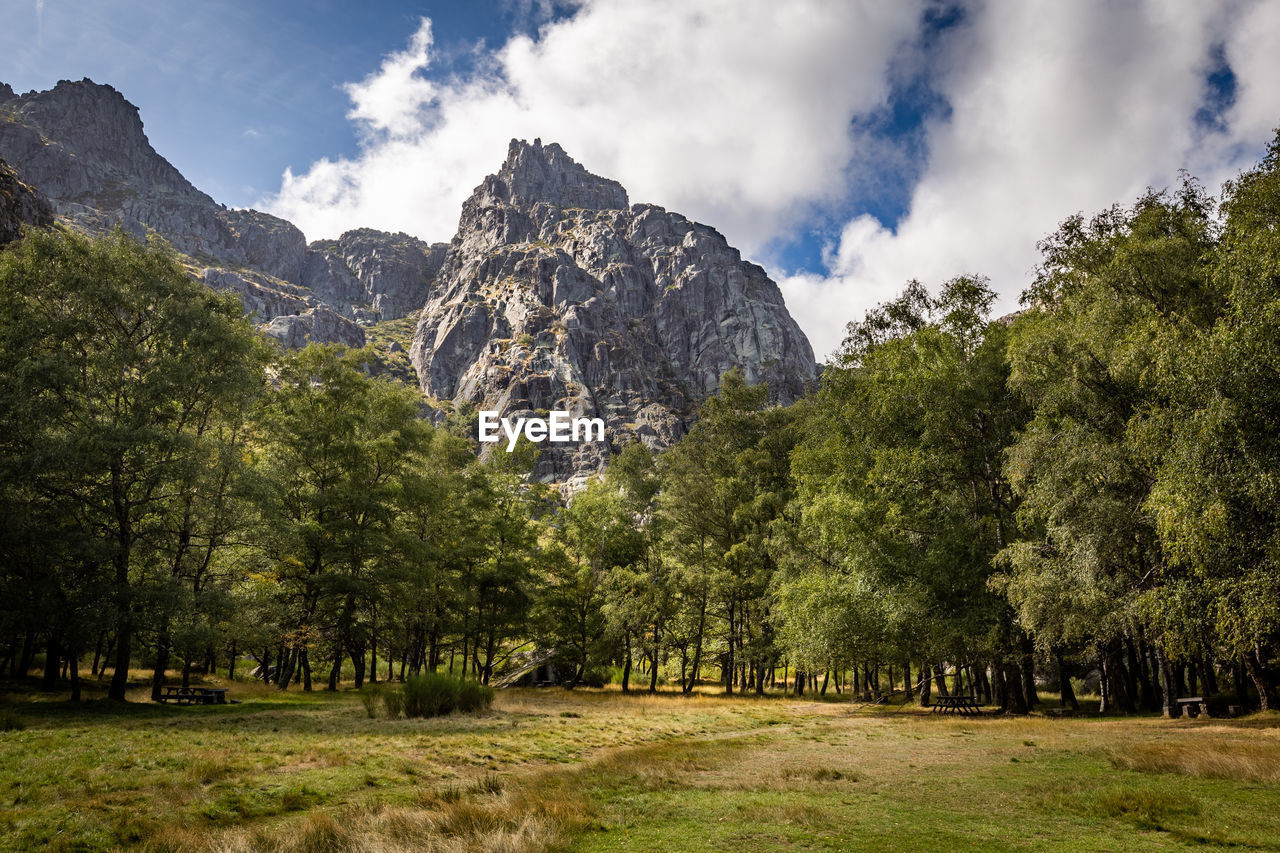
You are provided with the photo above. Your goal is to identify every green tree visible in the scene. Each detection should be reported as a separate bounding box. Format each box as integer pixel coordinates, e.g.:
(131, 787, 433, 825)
(1138, 141, 1280, 708)
(791, 276, 1028, 708)
(0, 228, 266, 700)
(252, 344, 428, 690)
(996, 181, 1219, 714)
(659, 370, 800, 694)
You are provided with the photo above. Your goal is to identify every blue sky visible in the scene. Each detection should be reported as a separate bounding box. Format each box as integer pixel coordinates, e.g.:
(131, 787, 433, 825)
(3, 1, 1278, 357)
(3, 2, 562, 204)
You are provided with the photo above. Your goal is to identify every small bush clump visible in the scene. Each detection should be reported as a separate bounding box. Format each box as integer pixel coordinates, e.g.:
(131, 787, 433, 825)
(359, 685, 382, 718)
(394, 672, 494, 719)
(382, 688, 405, 719)
(457, 679, 496, 713)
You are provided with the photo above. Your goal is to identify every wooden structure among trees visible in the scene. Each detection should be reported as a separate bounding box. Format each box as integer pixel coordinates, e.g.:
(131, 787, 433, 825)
(157, 687, 228, 705)
(931, 695, 983, 715)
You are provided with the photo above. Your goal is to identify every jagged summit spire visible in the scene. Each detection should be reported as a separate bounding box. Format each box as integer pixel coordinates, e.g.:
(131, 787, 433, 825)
(495, 138, 629, 212)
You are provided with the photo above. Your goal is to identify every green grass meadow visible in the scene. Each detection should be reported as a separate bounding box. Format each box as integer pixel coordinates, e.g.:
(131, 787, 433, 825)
(2, 676, 1280, 851)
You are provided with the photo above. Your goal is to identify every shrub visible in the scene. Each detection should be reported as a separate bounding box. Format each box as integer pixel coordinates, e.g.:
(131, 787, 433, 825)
(401, 673, 493, 718)
(457, 679, 495, 713)
(358, 685, 382, 719)
(382, 688, 405, 720)
(403, 672, 459, 718)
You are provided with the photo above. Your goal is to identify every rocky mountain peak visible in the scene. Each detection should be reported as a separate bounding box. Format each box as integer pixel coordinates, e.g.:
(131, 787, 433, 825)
(493, 138, 628, 212)
(412, 140, 817, 488)
(0, 79, 201, 203)
(0, 78, 451, 348)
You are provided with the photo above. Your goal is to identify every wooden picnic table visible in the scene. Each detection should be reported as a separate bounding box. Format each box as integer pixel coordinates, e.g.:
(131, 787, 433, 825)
(931, 695, 983, 715)
(157, 686, 229, 705)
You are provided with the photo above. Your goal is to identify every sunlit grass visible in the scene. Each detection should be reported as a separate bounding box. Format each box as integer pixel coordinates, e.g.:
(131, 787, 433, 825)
(3, 678, 1280, 851)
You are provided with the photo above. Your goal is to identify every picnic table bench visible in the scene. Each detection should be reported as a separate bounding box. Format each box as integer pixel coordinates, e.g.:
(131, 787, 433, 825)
(1174, 696, 1241, 719)
(931, 695, 984, 716)
(157, 686, 229, 705)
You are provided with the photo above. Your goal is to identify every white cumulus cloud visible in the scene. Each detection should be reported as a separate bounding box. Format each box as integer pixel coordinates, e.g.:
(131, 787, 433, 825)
(783, 0, 1280, 359)
(262, 0, 1280, 362)
(261, 0, 923, 252)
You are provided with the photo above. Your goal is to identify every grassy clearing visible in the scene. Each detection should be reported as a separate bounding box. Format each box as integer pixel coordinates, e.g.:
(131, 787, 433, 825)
(2, 679, 1280, 851)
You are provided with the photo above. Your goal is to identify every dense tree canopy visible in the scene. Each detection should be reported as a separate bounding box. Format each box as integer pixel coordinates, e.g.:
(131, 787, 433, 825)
(5, 135, 1280, 715)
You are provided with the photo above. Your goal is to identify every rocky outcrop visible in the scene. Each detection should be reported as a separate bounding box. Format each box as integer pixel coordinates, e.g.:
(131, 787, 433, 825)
(411, 139, 817, 486)
(262, 306, 367, 349)
(302, 229, 449, 322)
(0, 79, 361, 345)
(0, 156, 53, 246)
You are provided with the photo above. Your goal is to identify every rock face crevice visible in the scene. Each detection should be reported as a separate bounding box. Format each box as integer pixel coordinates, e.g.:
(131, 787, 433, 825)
(411, 139, 817, 486)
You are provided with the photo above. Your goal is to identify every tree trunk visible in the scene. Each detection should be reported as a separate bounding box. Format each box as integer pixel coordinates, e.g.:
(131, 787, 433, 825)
(1020, 637, 1038, 708)
(933, 663, 949, 697)
(724, 601, 736, 696)
(687, 592, 707, 693)
(1098, 653, 1110, 714)
(919, 662, 932, 707)
(1005, 663, 1029, 713)
(42, 634, 61, 692)
(90, 632, 106, 677)
(650, 625, 661, 694)
(69, 647, 81, 702)
(1244, 647, 1274, 712)
(621, 632, 632, 694)
(1021, 658, 1038, 708)
(1056, 650, 1078, 710)
(1155, 644, 1178, 718)
(350, 642, 366, 689)
(1234, 657, 1249, 707)
(151, 619, 171, 701)
(278, 647, 296, 690)
(1107, 646, 1135, 713)
(327, 638, 343, 691)
(1200, 657, 1218, 696)
(108, 617, 132, 701)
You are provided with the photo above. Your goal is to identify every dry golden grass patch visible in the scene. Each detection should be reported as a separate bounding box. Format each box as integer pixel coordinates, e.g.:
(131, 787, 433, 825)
(1110, 735, 1280, 783)
(144, 765, 591, 853)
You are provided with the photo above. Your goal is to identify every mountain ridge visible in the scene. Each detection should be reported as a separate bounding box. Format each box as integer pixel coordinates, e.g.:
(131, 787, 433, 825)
(0, 79, 817, 486)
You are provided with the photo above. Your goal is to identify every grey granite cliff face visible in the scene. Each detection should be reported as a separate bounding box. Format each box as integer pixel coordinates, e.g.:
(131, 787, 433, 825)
(410, 139, 817, 486)
(302, 229, 449, 322)
(0, 80, 308, 279)
(0, 79, 454, 347)
(0, 156, 53, 247)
